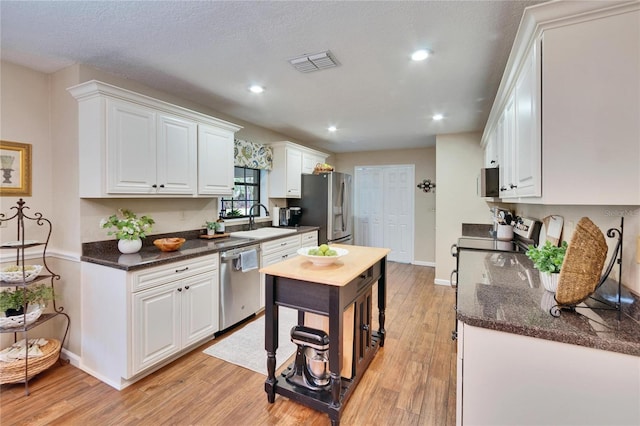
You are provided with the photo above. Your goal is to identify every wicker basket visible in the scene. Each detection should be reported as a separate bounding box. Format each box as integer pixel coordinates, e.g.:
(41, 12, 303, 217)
(555, 217, 607, 306)
(0, 338, 61, 384)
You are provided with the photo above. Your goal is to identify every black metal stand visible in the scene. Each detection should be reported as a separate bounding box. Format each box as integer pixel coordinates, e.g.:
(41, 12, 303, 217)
(550, 217, 624, 320)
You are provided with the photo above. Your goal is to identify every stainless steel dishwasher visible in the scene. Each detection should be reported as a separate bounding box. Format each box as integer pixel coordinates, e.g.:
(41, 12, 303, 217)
(219, 244, 261, 330)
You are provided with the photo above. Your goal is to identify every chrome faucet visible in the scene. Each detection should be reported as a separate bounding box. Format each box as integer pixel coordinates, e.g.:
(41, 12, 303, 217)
(248, 203, 270, 230)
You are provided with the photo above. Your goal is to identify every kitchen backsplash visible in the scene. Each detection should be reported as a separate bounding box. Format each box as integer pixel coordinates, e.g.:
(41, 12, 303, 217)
(515, 204, 640, 296)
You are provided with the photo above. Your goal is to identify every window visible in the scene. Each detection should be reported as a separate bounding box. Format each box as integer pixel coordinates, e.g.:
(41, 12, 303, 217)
(221, 167, 261, 218)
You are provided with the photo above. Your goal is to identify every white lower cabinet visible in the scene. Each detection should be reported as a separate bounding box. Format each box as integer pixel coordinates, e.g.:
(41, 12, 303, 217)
(132, 271, 218, 375)
(457, 322, 640, 426)
(81, 254, 219, 390)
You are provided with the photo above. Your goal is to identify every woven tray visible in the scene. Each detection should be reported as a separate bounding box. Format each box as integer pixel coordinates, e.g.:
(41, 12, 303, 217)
(0, 338, 61, 384)
(555, 217, 607, 306)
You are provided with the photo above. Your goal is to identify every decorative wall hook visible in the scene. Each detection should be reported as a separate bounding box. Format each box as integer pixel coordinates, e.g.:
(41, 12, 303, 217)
(417, 179, 436, 193)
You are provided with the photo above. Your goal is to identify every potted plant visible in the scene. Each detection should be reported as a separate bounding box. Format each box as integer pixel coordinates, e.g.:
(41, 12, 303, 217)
(526, 241, 568, 292)
(225, 209, 243, 218)
(100, 208, 155, 254)
(0, 284, 53, 317)
(205, 221, 219, 236)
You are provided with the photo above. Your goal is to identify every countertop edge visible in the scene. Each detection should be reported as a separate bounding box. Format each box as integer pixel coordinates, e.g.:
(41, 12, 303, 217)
(458, 302, 640, 358)
(81, 226, 320, 271)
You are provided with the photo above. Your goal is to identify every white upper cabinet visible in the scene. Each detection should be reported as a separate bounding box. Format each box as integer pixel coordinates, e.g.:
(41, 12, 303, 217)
(513, 42, 541, 198)
(269, 142, 327, 198)
(482, 1, 639, 204)
(197, 124, 234, 195)
(68, 80, 241, 198)
(302, 151, 328, 174)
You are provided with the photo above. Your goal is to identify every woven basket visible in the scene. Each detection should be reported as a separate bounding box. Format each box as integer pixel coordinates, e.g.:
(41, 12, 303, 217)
(555, 217, 607, 306)
(0, 339, 61, 384)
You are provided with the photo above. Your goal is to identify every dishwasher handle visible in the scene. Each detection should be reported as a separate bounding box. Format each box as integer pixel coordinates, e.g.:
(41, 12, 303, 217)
(220, 247, 261, 263)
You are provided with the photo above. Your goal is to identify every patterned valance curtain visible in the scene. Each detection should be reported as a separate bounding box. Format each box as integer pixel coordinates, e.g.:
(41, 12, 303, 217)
(234, 138, 273, 170)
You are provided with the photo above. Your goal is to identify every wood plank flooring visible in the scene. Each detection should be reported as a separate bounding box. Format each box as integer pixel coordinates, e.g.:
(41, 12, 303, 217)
(0, 262, 457, 425)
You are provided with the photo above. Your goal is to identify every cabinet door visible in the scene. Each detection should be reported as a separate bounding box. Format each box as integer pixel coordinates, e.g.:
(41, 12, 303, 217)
(285, 148, 302, 197)
(181, 273, 219, 346)
(198, 124, 234, 195)
(156, 114, 197, 194)
(353, 290, 373, 379)
(499, 95, 516, 198)
(106, 99, 157, 193)
(302, 152, 326, 174)
(132, 283, 181, 374)
(514, 43, 541, 197)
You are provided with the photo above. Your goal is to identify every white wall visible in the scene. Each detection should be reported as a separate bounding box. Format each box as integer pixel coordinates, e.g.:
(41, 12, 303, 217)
(434, 132, 489, 284)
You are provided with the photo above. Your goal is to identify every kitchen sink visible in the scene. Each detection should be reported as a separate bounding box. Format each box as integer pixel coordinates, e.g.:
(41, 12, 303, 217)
(231, 227, 298, 240)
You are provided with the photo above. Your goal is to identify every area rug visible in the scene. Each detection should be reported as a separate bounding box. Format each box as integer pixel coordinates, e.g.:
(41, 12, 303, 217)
(203, 307, 298, 375)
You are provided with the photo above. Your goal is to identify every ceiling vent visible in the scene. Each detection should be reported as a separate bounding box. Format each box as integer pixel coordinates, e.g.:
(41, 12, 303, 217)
(289, 51, 339, 73)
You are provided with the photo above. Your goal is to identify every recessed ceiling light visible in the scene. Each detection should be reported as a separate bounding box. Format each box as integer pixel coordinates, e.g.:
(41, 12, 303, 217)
(411, 49, 431, 61)
(432, 114, 444, 121)
(328, 126, 337, 132)
(249, 85, 264, 94)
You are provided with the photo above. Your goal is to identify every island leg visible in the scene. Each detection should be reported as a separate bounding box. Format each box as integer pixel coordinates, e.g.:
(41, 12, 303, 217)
(378, 258, 387, 346)
(264, 274, 278, 403)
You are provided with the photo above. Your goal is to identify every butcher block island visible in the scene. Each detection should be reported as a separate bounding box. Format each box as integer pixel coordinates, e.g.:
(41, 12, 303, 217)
(260, 244, 390, 426)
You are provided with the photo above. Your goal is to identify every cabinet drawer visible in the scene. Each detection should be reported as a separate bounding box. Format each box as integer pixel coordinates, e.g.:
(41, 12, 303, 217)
(262, 246, 299, 266)
(261, 235, 301, 255)
(131, 254, 218, 292)
(300, 231, 318, 247)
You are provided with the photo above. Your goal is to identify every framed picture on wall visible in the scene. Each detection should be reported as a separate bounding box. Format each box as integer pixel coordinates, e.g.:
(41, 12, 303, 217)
(0, 140, 32, 196)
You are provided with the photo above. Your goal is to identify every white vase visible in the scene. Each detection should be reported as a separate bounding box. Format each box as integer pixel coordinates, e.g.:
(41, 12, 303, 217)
(207, 228, 215, 236)
(539, 271, 560, 293)
(118, 238, 142, 254)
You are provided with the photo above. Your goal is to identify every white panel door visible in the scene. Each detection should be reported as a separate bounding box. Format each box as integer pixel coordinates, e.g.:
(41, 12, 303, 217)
(355, 165, 414, 263)
(383, 166, 413, 263)
(354, 167, 383, 247)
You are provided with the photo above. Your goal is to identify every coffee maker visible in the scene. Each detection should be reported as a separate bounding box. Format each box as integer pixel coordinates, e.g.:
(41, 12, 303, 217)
(286, 325, 330, 391)
(279, 207, 303, 227)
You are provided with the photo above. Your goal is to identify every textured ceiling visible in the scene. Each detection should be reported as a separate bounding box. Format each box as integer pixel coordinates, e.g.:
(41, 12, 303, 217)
(0, 0, 545, 153)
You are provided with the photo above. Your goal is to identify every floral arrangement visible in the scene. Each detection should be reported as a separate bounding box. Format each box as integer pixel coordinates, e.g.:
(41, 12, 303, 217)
(100, 209, 155, 241)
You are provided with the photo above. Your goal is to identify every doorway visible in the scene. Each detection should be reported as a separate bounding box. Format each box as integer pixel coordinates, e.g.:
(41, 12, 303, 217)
(354, 165, 414, 263)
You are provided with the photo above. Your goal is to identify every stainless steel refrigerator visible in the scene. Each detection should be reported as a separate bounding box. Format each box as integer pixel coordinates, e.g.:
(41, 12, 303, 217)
(289, 172, 352, 245)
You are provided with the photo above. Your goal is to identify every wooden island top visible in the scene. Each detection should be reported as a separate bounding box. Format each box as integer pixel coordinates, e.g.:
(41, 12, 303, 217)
(259, 244, 390, 287)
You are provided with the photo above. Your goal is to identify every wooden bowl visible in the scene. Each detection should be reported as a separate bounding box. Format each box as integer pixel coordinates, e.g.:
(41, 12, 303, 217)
(153, 237, 186, 252)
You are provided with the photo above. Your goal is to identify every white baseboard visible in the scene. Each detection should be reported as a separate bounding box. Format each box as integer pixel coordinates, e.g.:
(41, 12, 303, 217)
(434, 278, 451, 286)
(61, 347, 81, 368)
(412, 260, 436, 267)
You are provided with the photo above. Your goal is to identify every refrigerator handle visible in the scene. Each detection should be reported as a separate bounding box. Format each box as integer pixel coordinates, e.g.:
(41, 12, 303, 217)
(341, 180, 346, 231)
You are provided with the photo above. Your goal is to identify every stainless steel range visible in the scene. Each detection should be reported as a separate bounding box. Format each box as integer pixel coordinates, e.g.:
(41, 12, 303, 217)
(450, 217, 541, 340)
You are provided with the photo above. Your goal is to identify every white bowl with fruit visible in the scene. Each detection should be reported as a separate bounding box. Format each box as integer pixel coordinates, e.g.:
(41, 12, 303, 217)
(297, 245, 348, 266)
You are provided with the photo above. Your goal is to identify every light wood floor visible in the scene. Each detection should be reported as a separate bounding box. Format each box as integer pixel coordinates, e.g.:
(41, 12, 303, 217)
(1, 262, 457, 425)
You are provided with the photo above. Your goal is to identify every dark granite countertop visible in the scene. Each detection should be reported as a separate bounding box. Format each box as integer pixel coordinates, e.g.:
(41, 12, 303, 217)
(81, 225, 319, 271)
(456, 250, 640, 357)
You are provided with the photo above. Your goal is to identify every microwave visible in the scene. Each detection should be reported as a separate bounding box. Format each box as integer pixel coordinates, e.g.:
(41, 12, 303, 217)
(479, 167, 499, 197)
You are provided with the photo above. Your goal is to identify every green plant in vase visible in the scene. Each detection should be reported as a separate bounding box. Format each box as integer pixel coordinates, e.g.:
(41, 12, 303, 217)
(526, 241, 568, 292)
